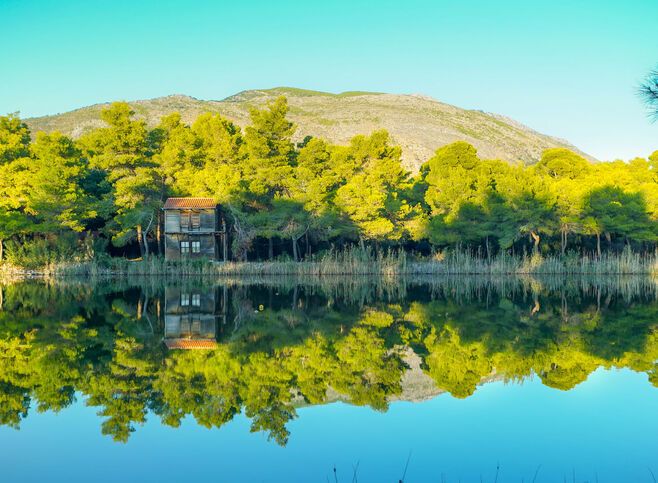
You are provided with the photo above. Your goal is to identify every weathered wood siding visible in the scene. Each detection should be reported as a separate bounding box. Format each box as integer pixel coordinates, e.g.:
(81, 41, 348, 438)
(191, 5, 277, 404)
(164, 286, 216, 314)
(164, 211, 180, 233)
(164, 314, 216, 340)
(164, 233, 216, 260)
(164, 234, 180, 261)
(163, 205, 221, 261)
(199, 210, 216, 231)
(164, 209, 217, 234)
(164, 286, 217, 341)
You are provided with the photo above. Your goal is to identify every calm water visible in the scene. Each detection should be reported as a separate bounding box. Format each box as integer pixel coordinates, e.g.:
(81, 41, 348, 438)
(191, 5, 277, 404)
(1, 276, 658, 482)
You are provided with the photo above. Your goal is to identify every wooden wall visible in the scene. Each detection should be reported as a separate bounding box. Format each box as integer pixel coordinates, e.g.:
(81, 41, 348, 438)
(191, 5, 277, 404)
(163, 286, 217, 340)
(164, 209, 217, 233)
(164, 233, 216, 261)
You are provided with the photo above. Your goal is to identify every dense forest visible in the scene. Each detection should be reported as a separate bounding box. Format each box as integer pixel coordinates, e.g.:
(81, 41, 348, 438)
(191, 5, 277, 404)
(1, 96, 657, 267)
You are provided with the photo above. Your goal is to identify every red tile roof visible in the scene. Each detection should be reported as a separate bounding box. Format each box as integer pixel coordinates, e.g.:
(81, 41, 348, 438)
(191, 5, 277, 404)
(163, 198, 217, 209)
(164, 339, 218, 350)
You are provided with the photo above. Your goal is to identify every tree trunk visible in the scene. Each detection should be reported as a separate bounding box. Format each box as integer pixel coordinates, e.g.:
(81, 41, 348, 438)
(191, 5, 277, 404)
(222, 285, 228, 322)
(156, 213, 162, 255)
(143, 214, 154, 258)
(596, 233, 601, 258)
(561, 228, 567, 256)
(222, 218, 228, 261)
(137, 295, 143, 320)
(530, 231, 540, 253)
(143, 230, 149, 257)
(292, 236, 299, 262)
(485, 236, 490, 260)
(305, 232, 310, 258)
(292, 285, 298, 310)
(136, 225, 144, 258)
(0, 238, 3, 262)
(268, 237, 274, 260)
(531, 299, 540, 315)
(561, 292, 568, 320)
(143, 294, 149, 314)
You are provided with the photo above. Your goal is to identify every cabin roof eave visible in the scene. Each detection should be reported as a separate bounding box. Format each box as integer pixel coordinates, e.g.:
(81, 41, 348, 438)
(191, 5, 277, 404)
(163, 197, 218, 210)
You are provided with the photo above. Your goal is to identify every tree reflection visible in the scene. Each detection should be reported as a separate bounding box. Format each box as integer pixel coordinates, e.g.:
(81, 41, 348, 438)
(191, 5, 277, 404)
(1, 277, 658, 444)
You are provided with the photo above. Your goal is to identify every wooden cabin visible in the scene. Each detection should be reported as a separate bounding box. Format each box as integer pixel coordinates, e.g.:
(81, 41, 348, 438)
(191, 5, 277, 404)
(163, 286, 219, 350)
(163, 197, 228, 261)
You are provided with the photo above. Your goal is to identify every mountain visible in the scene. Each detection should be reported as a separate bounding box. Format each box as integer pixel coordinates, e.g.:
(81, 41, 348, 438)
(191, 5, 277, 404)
(25, 87, 592, 171)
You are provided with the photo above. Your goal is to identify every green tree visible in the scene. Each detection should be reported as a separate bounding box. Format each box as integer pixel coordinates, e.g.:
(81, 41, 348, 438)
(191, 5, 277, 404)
(0, 114, 30, 164)
(80, 102, 160, 256)
(420, 143, 518, 251)
(290, 138, 353, 250)
(334, 131, 416, 245)
(241, 96, 295, 200)
(29, 132, 96, 232)
(534, 149, 591, 253)
(583, 186, 656, 254)
(0, 114, 33, 261)
(227, 97, 297, 258)
(640, 67, 658, 120)
(502, 167, 558, 252)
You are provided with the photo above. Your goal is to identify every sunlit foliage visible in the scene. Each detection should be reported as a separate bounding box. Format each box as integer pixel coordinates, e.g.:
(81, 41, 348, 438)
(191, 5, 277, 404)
(1, 97, 657, 265)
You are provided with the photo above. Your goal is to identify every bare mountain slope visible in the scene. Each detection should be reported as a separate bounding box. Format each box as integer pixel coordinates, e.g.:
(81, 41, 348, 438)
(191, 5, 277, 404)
(26, 87, 592, 171)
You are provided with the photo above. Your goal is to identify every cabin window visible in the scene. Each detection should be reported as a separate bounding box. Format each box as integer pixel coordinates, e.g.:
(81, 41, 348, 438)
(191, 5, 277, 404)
(179, 211, 201, 231)
(180, 241, 190, 254)
(191, 212, 201, 229)
(192, 241, 201, 253)
(180, 316, 192, 335)
(192, 294, 201, 306)
(191, 317, 201, 334)
(180, 213, 190, 231)
(181, 294, 190, 306)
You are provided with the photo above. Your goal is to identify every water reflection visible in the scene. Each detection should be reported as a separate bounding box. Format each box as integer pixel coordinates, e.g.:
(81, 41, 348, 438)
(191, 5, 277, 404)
(1, 276, 657, 445)
(163, 286, 223, 349)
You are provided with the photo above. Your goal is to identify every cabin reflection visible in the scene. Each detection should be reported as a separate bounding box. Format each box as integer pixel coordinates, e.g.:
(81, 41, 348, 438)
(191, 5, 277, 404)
(163, 286, 227, 350)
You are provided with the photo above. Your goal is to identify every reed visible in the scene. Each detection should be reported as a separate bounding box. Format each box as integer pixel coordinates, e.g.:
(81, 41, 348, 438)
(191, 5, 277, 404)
(407, 247, 658, 276)
(6, 246, 658, 279)
(7, 263, 658, 308)
(51, 246, 407, 277)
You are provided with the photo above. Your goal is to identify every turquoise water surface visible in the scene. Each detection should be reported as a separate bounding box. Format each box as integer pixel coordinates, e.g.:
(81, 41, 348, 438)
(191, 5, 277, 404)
(0, 277, 657, 482)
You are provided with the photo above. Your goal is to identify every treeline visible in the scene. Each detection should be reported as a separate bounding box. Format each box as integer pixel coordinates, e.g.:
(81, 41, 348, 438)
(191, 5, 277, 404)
(1, 97, 658, 266)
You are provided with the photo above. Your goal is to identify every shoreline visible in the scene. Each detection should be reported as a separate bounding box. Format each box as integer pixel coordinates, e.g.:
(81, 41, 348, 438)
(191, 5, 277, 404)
(3, 252, 658, 281)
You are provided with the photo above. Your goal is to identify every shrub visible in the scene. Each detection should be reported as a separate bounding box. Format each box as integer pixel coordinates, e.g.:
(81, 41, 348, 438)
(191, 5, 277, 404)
(4, 233, 82, 270)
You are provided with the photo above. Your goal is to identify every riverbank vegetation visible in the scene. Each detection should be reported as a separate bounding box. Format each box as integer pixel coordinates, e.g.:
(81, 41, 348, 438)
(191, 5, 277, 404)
(15, 246, 658, 278)
(1, 97, 657, 270)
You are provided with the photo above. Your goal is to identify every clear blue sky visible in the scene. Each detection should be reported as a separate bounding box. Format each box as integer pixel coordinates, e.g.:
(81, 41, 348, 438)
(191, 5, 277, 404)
(1, 0, 656, 161)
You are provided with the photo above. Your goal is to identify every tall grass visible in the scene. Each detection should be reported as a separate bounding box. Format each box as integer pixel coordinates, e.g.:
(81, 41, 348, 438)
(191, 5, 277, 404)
(7, 258, 658, 308)
(407, 247, 658, 276)
(5, 245, 658, 279)
(52, 246, 407, 278)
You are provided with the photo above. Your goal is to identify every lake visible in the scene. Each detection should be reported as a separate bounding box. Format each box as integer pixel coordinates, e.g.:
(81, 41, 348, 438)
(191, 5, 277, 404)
(1, 276, 658, 482)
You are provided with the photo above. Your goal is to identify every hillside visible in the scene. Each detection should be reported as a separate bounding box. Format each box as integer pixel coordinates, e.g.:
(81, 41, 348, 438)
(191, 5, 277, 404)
(25, 87, 592, 170)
